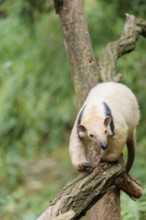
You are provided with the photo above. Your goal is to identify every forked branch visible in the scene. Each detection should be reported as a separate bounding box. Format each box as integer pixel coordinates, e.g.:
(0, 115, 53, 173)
(98, 14, 146, 82)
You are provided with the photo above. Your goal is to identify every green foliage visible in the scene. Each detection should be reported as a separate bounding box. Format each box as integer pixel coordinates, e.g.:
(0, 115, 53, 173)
(0, 6, 75, 155)
(0, 0, 146, 219)
(121, 188, 146, 220)
(98, 0, 146, 18)
(0, 148, 75, 220)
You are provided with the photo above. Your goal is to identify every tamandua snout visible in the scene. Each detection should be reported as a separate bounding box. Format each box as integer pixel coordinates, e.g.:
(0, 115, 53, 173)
(69, 82, 140, 172)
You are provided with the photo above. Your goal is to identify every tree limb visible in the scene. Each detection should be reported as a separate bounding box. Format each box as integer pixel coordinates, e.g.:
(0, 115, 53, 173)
(98, 14, 146, 82)
(37, 162, 143, 220)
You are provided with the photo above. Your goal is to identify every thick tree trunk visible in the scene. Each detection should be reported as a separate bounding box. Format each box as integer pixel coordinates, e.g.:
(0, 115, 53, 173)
(90, 190, 121, 220)
(37, 1, 146, 219)
(59, 0, 98, 108)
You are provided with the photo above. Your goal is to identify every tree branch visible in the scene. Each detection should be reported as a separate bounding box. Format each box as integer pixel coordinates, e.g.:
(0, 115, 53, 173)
(98, 14, 145, 82)
(118, 173, 143, 200)
(37, 162, 143, 220)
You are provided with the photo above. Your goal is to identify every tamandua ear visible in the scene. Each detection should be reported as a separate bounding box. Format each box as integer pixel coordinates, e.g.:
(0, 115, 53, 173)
(104, 116, 113, 136)
(104, 116, 111, 127)
(78, 124, 87, 139)
(78, 124, 87, 133)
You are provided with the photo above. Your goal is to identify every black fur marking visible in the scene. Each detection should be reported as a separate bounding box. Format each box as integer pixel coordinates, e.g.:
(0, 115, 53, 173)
(103, 102, 115, 136)
(77, 106, 86, 141)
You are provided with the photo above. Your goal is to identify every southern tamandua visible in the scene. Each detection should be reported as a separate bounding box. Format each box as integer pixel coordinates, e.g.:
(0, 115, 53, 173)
(69, 82, 140, 172)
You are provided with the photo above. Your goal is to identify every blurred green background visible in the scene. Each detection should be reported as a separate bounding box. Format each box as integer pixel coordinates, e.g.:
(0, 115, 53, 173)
(0, 0, 146, 219)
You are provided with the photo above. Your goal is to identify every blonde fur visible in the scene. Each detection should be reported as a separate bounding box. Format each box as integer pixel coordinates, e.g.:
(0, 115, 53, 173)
(69, 82, 140, 172)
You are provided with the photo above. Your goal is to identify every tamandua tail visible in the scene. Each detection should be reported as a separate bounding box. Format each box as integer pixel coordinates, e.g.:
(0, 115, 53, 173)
(126, 133, 135, 172)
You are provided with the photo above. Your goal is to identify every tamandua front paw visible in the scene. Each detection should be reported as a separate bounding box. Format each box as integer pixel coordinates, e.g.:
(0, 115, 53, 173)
(77, 162, 92, 172)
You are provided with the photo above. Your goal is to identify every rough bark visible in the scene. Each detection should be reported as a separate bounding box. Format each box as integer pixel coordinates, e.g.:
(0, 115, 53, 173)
(37, 163, 123, 220)
(59, 0, 98, 108)
(37, 1, 146, 219)
(37, 163, 142, 220)
(90, 190, 121, 220)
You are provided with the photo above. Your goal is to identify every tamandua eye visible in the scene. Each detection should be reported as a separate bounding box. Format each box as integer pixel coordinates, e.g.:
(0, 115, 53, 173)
(90, 134, 94, 138)
(105, 130, 107, 134)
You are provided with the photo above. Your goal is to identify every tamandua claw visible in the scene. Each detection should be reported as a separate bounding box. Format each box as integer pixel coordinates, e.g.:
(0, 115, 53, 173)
(77, 162, 92, 172)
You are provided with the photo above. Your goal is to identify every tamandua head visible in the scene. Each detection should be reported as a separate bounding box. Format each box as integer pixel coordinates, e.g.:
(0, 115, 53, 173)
(78, 116, 112, 150)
